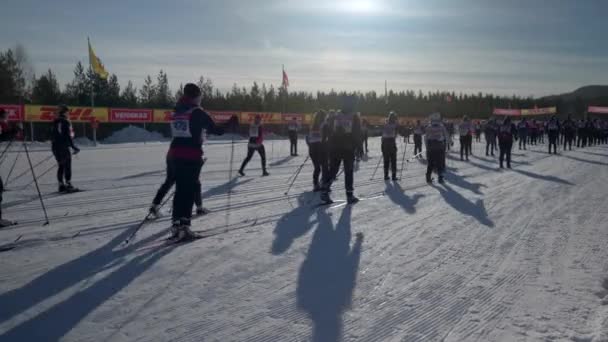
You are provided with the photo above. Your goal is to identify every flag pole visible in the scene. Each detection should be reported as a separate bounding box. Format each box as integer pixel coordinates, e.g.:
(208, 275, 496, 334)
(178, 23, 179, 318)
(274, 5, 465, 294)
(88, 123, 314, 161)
(282, 64, 286, 115)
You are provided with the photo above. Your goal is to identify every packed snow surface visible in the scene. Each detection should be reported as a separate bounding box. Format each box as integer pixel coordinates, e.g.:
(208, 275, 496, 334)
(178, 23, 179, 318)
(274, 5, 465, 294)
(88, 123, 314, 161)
(0, 137, 607, 341)
(103, 125, 169, 144)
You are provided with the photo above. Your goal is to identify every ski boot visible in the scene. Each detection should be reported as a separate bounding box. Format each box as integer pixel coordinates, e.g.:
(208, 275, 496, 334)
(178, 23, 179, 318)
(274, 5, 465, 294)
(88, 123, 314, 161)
(196, 206, 210, 216)
(169, 220, 181, 239)
(65, 183, 78, 193)
(58, 183, 67, 193)
(320, 191, 333, 205)
(149, 204, 160, 218)
(384, 175, 390, 181)
(238, 169, 245, 177)
(0, 218, 16, 228)
(313, 183, 322, 192)
(262, 170, 270, 177)
(346, 192, 359, 204)
(438, 175, 445, 184)
(426, 173, 433, 184)
(392, 175, 398, 181)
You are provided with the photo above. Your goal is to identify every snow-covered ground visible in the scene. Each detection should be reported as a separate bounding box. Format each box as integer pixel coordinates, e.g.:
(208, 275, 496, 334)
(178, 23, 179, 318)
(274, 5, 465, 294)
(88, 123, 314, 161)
(0, 136, 607, 341)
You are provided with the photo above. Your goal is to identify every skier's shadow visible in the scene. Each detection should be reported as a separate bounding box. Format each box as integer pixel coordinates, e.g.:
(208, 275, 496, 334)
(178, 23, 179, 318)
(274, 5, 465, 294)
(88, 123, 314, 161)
(512, 169, 574, 185)
(385, 182, 424, 214)
(445, 173, 487, 195)
(269, 155, 295, 167)
(562, 154, 608, 167)
(434, 183, 494, 227)
(270, 192, 317, 255)
(201, 178, 253, 198)
(297, 206, 363, 342)
(0, 226, 175, 341)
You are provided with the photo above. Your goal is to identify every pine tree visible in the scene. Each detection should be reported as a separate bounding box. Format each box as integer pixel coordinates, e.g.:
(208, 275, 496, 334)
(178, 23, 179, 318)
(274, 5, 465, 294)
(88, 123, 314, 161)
(121, 81, 138, 107)
(139, 75, 156, 107)
(154, 70, 173, 108)
(32, 69, 62, 104)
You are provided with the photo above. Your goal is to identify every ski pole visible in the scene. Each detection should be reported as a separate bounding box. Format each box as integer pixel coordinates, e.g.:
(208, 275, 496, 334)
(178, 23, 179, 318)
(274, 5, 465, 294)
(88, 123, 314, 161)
(370, 153, 382, 180)
(8, 154, 53, 186)
(4, 149, 20, 183)
(123, 189, 175, 245)
(399, 141, 408, 180)
(0, 139, 14, 165)
(284, 155, 309, 195)
(23, 142, 49, 225)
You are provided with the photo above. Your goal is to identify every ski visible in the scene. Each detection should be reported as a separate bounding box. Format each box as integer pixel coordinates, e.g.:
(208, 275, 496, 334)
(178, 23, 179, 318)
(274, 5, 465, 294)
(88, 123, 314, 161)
(0, 221, 18, 228)
(135, 233, 208, 252)
(58, 188, 84, 195)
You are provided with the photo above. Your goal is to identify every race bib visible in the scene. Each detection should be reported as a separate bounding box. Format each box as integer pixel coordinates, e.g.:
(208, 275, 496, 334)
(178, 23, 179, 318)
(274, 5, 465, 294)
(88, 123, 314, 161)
(548, 123, 557, 130)
(69, 124, 75, 138)
(249, 125, 259, 138)
(308, 131, 322, 143)
(171, 116, 192, 138)
(500, 125, 511, 133)
(382, 124, 396, 138)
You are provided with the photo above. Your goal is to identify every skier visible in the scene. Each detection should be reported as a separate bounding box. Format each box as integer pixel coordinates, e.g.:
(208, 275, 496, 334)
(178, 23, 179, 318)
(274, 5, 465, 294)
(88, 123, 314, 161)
(413, 119, 424, 157)
(361, 118, 369, 154)
(320, 96, 361, 204)
(576, 119, 586, 148)
(166, 83, 237, 240)
(546, 116, 561, 154)
(517, 118, 528, 150)
(562, 115, 576, 151)
(425, 113, 449, 184)
(381, 111, 401, 181)
(287, 117, 299, 156)
(529, 120, 538, 145)
(459, 116, 473, 161)
(239, 114, 270, 177)
(538, 120, 545, 144)
(484, 118, 498, 156)
(446, 121, 455, 151)
(306, 110, 329, 192)
(51, 105, 80, 193)
(498, 116, 517, 169)
(474, 121, 482, 142)
(0, 109, 22, 227)
(355, 113, 365, 161)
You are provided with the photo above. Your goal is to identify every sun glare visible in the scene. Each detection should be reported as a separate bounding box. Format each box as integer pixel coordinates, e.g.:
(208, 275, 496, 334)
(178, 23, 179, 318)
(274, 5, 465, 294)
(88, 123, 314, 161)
(336, 0, 381, 14)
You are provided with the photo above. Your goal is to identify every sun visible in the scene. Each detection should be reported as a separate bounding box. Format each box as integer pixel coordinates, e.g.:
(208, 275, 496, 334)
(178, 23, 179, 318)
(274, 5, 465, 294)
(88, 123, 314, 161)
(350, 0, 376, 13)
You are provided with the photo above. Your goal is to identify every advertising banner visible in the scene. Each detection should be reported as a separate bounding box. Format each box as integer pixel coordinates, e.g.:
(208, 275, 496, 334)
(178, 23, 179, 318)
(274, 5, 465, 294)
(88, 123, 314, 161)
(493, 108, 521, 116)
(109, 108, 153, 123)
(25, 105, 109, 122)
(0, 104, 24, 121)
(520, 107, 556, 116)
(588, 106, 608, 114)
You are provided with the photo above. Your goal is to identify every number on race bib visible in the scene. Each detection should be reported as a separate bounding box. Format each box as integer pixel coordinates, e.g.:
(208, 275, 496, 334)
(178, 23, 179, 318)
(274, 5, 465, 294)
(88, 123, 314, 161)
(171, 118, 192, 138)
(249, 125, 259, 138)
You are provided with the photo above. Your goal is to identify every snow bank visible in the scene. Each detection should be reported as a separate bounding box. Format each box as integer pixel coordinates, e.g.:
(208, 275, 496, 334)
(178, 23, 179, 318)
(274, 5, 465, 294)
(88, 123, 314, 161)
(103, 125, 169, 144)
(73, 137, 96, 146)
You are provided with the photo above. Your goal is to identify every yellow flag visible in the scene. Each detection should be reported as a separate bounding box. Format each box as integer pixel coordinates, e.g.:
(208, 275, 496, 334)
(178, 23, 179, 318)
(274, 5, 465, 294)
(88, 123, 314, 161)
(88, 38, 109, 79)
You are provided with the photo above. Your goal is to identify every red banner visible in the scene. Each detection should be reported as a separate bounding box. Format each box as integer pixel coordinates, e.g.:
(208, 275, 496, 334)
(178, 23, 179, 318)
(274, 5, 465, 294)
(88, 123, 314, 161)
(493, 108, 521, 116)
(109, 108, 153, 122)
(0, 104, 24, 121)
(588, 106, 608, 114)
(520, 107, 556, 116)
(208, 111, 237, 123)
(282, 113, 304, 122)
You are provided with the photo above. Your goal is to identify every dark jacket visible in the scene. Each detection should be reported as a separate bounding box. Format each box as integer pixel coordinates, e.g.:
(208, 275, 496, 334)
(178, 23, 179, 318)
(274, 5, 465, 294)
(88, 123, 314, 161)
(51, 114, 76, 149)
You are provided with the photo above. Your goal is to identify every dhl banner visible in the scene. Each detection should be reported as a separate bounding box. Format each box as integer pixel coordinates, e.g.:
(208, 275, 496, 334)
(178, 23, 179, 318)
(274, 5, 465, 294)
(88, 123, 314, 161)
(520, 107, 556, 116)
(493, 108, 521, 116)
(241, 112, 282, 124)
(109, 108, 153, 123)
(588, 106, 608, 114)
(153, 109, 173, 123)
(0, 104, 24, 121)
(152, 109, 239, 123)
(25, 105, 109, 122)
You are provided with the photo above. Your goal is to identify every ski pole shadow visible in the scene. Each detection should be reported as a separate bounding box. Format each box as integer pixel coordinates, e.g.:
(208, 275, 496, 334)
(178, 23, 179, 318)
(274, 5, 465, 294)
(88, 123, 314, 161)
(297, 206, 363, 342)
(581, 150, 608, 158)
(512, 169, 574, 185)
(562, 155, 608, 167)
(434, 183, 494, 227)
(385, 182, 424, 214)
(0, 224, 169, 336)
(269, 155, 295, 167)
(270, 192, 318, 255)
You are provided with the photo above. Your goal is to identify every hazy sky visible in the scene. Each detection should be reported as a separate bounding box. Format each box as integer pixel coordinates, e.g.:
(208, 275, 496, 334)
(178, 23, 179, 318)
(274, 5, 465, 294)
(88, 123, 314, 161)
(1, 0, 607, 97)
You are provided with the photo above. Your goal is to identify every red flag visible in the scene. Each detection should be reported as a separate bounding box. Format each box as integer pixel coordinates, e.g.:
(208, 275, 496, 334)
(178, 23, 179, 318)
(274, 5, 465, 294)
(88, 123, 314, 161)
(282, 68, 289, 88)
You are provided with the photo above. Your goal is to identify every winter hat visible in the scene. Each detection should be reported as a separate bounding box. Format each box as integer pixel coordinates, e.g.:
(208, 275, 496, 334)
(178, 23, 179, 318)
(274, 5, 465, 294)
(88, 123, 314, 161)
(183, 83, 202, 98)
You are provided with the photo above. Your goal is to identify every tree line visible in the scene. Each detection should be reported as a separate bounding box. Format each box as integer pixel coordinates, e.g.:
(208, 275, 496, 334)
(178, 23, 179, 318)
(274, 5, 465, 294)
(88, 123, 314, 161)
(2, 47, 607, 119)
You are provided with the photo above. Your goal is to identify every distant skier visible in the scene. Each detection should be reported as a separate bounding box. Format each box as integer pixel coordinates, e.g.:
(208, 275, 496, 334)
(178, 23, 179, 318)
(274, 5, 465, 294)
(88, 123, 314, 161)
(381, 111, 401, 181)
(239, 114, 270, 177)
(306, 110, 329, 192)
(166, 83, 237, 240)
(459, 116, 473, 161)
(538, 120, 545, 144)
(446, 121, 455, 150)
(498, 117, 517, 169)
(546, 116, 561, 154)
(51, 105, 80, 193)
(517, 118, 528, 150)
(413, 120, 424, 157)
(576, 119, 586, 148)
(474, 121, 482, 142)
(562, 115, 576, 151)
(0, 109, 22, 227)
(425, 113, 449, 184)
(361, 118, 369, 153)
(320, 96, 361, 204)
(484, 118, 498, 156)
(287, 117, 299, 156)
(529, 120, 538, 145)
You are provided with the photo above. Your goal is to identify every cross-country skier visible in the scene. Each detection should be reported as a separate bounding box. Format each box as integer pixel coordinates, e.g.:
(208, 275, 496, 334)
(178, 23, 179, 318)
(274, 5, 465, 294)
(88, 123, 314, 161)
(517, 118, 528, 150)
(381, 111, 401, 181)
(546, 116, 561, 154)
(498, 116, 517, 169)
(239, 114, 269, 176)
(413, 120, 424, 157)
(0, 109, 22, 227)
(474, 121, 482, 142)
(167, 83, 237, 240)
(287, 117, 299, 156)
(562, 115, 576, 151)
(306, 110, 329, 192)
(361, 118, 369, 153)
(538, 120, 545, 144)
(320, 96, 362, 204)
(459, 116, 473, 161)
(51, 105, 80, 193)
(425, 113, 449, 184)
(576, 119, 586, 148)
(484, 118, 498, 156)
